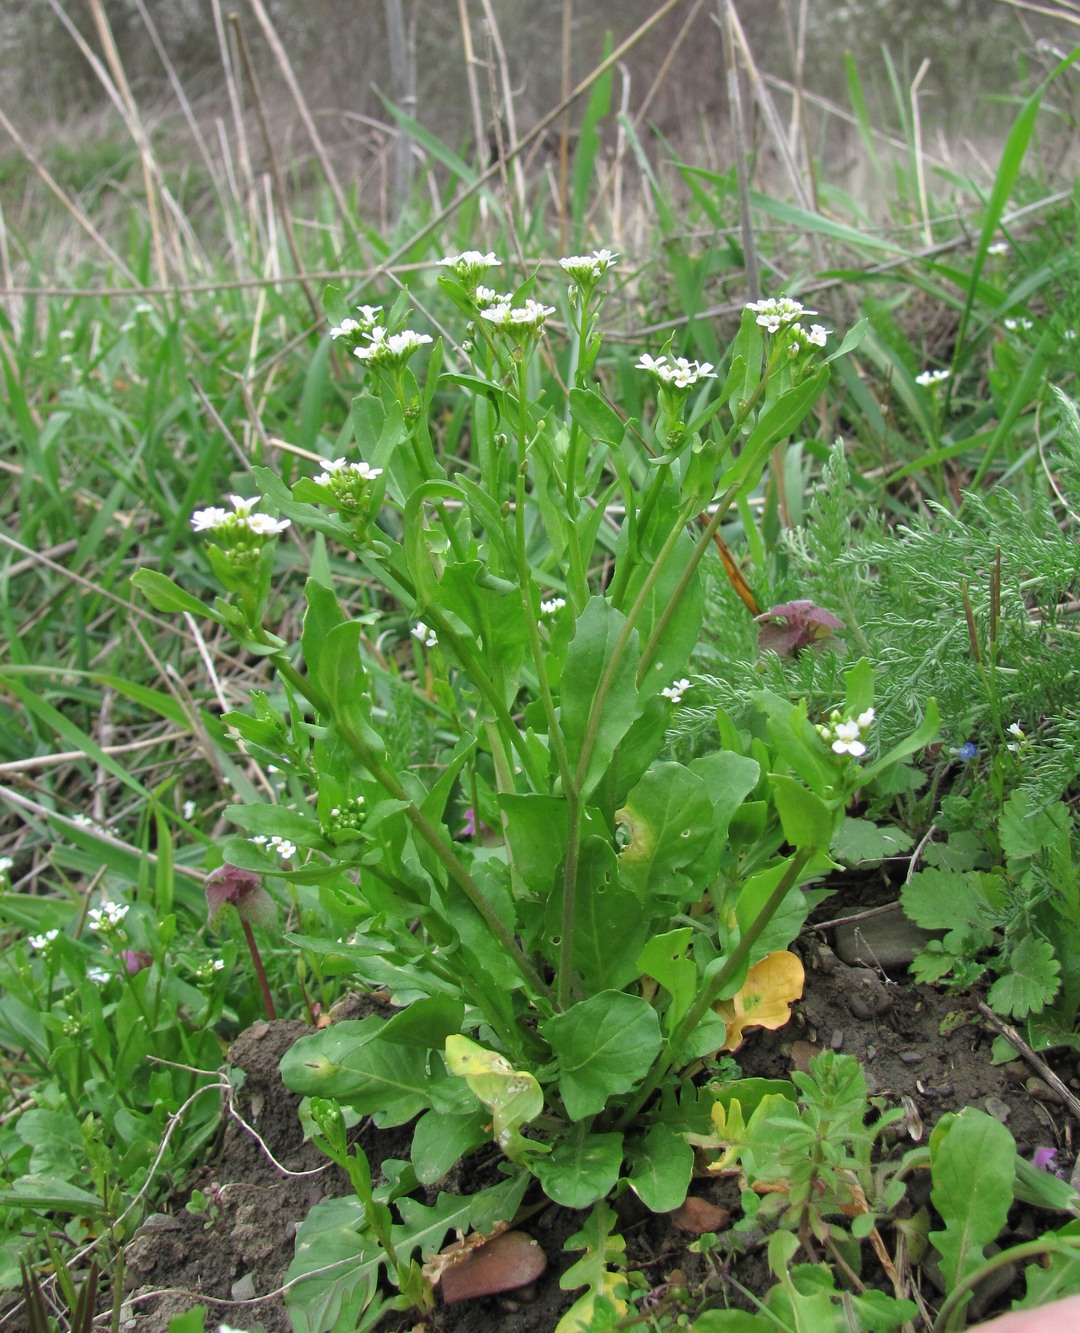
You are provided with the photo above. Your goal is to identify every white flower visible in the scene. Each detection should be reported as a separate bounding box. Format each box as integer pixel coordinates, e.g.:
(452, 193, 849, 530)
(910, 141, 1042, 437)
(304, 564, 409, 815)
(540, 597, 566, 616)
(182, 800, 197, 820)
(914, 368, 950, 387)
(353, 327, 432, 367)
(480, 299, 556, 333)
(661, 678, 692, 704)
(635, 352, 716, 390)
(559, 249, 619, 283)
(412, 622, 438, 648)
(190, 506, 229, 532)
(88, 902, 129, 932)
(245, 512, 292, 537)
(745, 296, 816, 331)
(831, 719, 867, 757)
(329, 317, 361, 340)
(28, 929, 59, 951)
(191, 494, 291, 539)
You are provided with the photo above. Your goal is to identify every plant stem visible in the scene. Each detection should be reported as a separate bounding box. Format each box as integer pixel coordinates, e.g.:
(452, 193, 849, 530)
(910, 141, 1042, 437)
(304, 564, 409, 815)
(241, 918, 277, 1020)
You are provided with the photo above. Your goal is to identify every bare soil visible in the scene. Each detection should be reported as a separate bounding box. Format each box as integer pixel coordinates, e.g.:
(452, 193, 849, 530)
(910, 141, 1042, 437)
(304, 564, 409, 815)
(112, 922, 1075, 1333)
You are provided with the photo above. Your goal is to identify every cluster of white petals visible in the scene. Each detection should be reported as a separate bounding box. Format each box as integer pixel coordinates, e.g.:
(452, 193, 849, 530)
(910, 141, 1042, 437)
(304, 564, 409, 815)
(817, 707, 875, 758)
(480, 299, 556, 332)
(558, 248, 619, 283)
(329, 306, 382, 341)
(636, 352, 716, 390)
(915, 368, 951, 388)
(88, 901, 130, 932)
(354, 325, 433, 368)
(313, 458, 383, 487)
(745, 296, 817, 334)
(191, 494, 291, 538)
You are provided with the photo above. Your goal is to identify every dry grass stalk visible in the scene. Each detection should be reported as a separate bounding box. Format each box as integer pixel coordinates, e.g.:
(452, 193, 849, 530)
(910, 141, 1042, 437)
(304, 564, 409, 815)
(246, 0, 352, 231)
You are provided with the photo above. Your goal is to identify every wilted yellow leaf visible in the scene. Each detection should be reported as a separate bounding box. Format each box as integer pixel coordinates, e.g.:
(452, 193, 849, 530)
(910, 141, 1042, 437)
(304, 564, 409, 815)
(715, 950, 805, 1052)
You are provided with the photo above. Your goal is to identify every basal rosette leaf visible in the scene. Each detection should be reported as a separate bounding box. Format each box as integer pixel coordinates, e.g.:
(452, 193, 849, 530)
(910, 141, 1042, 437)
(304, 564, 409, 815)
(444, 1035, 545, 1165)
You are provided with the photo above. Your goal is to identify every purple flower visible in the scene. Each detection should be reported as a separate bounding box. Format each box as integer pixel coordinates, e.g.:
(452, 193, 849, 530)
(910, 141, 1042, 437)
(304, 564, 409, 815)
(754, 600, 844, 657)
(121, 949, 153, 975)
(1032, 1146, 1059, 1172)
(205, 865, 278, 929)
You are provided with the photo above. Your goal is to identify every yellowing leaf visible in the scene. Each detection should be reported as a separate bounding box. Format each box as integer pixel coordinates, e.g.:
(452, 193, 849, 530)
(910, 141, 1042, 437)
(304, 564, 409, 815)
(716, 950, 805, 1052)
(445, 1035, 546, 1165)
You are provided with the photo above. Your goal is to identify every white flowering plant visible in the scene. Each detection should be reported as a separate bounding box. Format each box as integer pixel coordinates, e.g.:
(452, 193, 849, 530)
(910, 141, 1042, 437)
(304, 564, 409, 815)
(133, 260, 939, 1322)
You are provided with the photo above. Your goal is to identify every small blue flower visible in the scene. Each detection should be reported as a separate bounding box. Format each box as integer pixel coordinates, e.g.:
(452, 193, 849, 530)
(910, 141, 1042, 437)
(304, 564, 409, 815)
(956, 742, 979, 763)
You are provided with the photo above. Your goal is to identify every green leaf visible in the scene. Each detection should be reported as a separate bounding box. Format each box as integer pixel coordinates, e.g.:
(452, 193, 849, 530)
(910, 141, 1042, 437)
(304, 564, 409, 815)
(444, 1035, 545, 1165)
(626, 1122, 694, 1213)
(560, 597, 641, 799)
(541, 991, 662, 1121)
(554, 1202, 629, 1330)
(284, 1196, 386, 1333)
(987, 935, 1060, 1018)
(615, 762, 714, 902)
(929, 1108, 1015, 1301)
(279, 1018, 433, 1126)
(831, 817, 913, 866)
(534, 1132, 624, 1211)
(569, 387, 626, 446)
(769, 774, 838, 851)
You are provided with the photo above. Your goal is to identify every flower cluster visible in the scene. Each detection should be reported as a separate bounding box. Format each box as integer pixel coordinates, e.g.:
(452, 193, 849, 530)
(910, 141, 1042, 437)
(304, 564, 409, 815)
(559, 249, 618, 283)
(354, 325, 433, 370)
(88, 901, 129, 933)
(323, 795, 366, 837)
(635, 353, 717, 391)
(412, 621, 438, 648)
(439, 250, 501, 288)
(915, 368, 950, 388)
(312, 457, 383, 512)
(191, 495, 291, 563)
(661, 678, 692, 704)
(329, 305, 382, 343)
(480, 299, 556, 337)
(473, 285, 514, 310)
(251, 834, 298, 860)
(817, 708, 875, 758)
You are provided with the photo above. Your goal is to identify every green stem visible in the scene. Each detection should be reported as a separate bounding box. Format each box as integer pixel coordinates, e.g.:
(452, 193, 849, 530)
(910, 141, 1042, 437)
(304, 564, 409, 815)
(616, 846, 814, 1130)
(931, 1237, 1080, 1333)
(272, 655, 555, 1007)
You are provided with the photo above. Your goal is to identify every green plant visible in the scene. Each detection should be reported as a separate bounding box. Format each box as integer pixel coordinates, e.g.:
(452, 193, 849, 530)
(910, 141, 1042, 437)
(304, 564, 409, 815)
(133, 253, 943, 1327)
(695, 1059, 1080, 1331)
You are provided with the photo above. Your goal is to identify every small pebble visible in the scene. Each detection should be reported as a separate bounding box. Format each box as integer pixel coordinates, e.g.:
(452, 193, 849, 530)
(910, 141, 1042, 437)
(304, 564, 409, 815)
(231, 1274, 256, 1303)
(1026, 1076, 1064, 1105)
